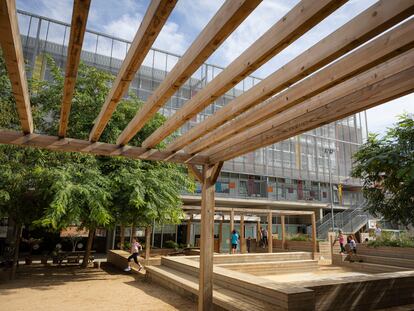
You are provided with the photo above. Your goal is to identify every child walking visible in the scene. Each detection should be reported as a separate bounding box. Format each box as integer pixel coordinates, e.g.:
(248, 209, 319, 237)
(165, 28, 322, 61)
(338, 230, 346, 254)
(124, 238, 143, 272)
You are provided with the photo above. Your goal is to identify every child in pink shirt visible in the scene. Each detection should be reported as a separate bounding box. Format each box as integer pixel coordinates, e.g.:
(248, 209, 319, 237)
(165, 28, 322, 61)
(124, 238, 143, 272)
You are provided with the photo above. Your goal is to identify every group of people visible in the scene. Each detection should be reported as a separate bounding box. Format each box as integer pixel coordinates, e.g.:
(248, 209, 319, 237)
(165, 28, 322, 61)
(336, 231, 362, 262)
(230, 227, 269, 254)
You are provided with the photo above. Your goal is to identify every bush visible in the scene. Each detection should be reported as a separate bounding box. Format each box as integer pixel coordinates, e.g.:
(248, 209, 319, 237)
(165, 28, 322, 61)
(164, 240, 179, 249)
(287, 234, 310, 242)
(367, 232, 414, 248)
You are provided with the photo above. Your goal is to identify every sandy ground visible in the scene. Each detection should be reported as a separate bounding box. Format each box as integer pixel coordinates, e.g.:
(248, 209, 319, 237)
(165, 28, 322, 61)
(0, 264, 196, 311)
(261, 265, 373, 283)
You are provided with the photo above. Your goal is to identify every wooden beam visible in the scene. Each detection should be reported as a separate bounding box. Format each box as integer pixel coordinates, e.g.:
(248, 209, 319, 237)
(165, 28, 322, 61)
(139, 0, 347, 149)
(240, 214, 245, 254)
(139, 149, 157, 159)
(267, 212, 272, 253)
(230, 208, 234, 243)
(186, 216, 192, 247)
(199, 164, 217, 311)
(0, 0, 33, 134)
(210, 161, 223, 183)
(218, 215, 224, 253)
(209, 50, 414, 162)
(88, 0, 177, 142)
(0, 130, 210, 165)
(281, 215, 286, 250)
(181, 205, 316, 216)
(145, 226, 151, 265)
(179, 1, 414, 154)
(116, 0, 261, 146)
(187, 164, 203, 183)
(311, 213, 317, 260)
(201, 19, 414, 157)
(58, 0, 91, 137)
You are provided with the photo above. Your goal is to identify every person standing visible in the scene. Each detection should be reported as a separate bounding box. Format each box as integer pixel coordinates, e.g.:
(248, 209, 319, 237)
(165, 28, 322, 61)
(231, 230, 239, 254)
(262, 227, 268, 248)
(124, 238, 143, 272)
(246, 236, 251, 253)
(338, 230, 346, 254)
(375, 223, 382, 239)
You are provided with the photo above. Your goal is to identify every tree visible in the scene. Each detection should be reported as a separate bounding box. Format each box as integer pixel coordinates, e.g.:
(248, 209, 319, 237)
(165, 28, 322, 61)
(0, 52, 194, 271)
(352, 114, 414, 227)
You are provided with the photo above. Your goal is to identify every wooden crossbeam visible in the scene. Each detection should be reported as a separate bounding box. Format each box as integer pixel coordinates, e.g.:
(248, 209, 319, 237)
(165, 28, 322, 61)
(138, 0, 347, 149)
(181, 206, 315, 216)
(172, 0, 414, 154)
(188, 16, 414, 155)
(88, 0, 177, 142)
(187, 164, 203, 183)
(115, 0, 261, 146)
(208, 50, 414, 163)
(0, 0, 33, 134)
(58, 0, 91, 138)
(211, 68, 414, 163)
(210, 161, 223, 184)
(0, 130, 209, 165)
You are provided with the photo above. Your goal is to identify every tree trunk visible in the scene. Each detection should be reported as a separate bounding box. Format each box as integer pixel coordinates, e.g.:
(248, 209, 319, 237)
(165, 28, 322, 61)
(82, 228, 95, 268)
(10, 224, 22, 280)
(130, 223, 136, 242)
(120, 225, 125, 250)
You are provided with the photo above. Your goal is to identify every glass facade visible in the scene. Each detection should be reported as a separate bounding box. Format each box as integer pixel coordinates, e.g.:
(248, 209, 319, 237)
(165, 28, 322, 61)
(17, 10, 366, 208)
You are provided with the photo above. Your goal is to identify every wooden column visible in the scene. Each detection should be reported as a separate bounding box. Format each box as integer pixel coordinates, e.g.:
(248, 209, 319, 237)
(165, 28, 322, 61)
(186, 216, 192, 247)
(267, 212, 273, 253)
(230, 209, 234, 235)
(281, 215, 286, 250)
(240, 214, 245, 254)
(199, 162, 222, 311)
(218, 215, 224, 253)
(145, 226, 151, 265)
(311, 213, 317, 260)
(257, 220, 261, 249)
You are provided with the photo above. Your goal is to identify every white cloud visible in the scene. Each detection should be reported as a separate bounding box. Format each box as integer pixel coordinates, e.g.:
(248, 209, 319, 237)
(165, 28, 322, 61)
(153, 21, 188, 55)
(366, 94, 414, 135)
(103, 13, 143, 41)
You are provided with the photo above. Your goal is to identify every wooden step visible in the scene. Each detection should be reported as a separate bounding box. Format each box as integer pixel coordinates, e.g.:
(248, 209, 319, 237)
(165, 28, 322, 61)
(218, 260, 319, 275)
(146, 265, 276, 311)
(340, 261, 411, 273)
(357, 254, 414, 269)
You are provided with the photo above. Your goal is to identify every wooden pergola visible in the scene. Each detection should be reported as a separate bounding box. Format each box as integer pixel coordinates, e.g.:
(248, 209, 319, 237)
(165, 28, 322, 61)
(0, 0, 413, 310)
(182, 205, 317, 256)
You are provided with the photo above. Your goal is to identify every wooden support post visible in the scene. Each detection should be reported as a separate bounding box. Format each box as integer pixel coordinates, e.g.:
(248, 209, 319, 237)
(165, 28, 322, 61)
(240, 214, 245, 254)
(145, 226, 151, 265)
(268, 212, 273, 253)
(186, 216, 192, 247)
(257, 220, 261, 249)
(312, 213, 317, 260)
(199, 163, 221, 311)
(218, 215, 224, 253)
(281, 215, 286, 250)
(230, 209, 234, 239)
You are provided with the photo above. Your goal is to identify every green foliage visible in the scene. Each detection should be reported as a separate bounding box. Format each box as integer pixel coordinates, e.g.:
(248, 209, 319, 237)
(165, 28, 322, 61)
(0, 52, 194, 236)
(164, 240, 179, 249)
(352, 114, 414, 226)
(367, 232, 414, 248)
(0, 50, 20, 130)
(287, 234, 311, 241)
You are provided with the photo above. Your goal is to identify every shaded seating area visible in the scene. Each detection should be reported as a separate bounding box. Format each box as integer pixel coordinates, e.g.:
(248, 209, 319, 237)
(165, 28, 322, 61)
(0, 0, 413, 310)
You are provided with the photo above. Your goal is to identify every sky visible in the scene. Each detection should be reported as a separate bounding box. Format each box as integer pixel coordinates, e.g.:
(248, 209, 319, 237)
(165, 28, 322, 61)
(16, 0, 413, 136)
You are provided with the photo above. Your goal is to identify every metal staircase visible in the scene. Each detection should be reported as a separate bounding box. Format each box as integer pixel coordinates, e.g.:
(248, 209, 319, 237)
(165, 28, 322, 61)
(315, 202, 371, 240)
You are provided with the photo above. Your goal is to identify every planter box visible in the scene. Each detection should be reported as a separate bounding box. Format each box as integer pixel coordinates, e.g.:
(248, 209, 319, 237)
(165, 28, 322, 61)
(272, 239, 319, 252)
